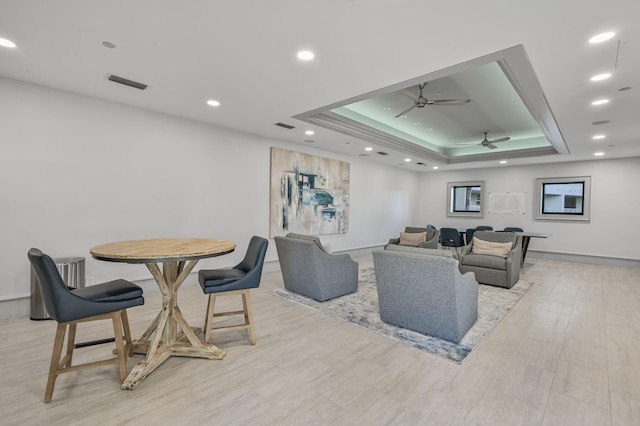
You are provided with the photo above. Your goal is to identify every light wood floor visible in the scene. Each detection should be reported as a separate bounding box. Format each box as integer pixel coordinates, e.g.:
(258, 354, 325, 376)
(1, 255, 639, 425)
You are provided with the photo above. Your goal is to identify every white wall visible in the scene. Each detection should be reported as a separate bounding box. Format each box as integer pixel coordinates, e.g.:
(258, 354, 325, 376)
(418, 159, 640, 260)
(3, 75, 637, 320)
(0, 77, 419, 308)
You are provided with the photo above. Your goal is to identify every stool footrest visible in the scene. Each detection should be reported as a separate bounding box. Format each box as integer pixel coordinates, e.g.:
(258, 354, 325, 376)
(75, 337, 116, 348)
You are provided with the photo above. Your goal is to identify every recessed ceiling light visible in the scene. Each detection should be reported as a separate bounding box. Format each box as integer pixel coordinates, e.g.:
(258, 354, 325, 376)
(592, 120, 610, 125)
(206, 99, 220, 107)
(0, 37, 16, 48)
(592, 134, 606, 140)
(594, 152, 605, 156)
(400, 115, 407, 118)
(365, 147, 373, 151)
(499, 160, 507, 164)
(305, 130, 314, 135)
(404, 158, 411, 162)
(383, 106, 391, 110)
(304, 139, 315, 143)
(590, 73, 611, 82)
(432, 166, 439, 170)
(297, 50, 314, 61)
(619, 86, 632, 91)
(591, 99, 609, 106)
(414, 122, 421, 125)
(102, 41, 116, 49)
(589, 32, 615, 44)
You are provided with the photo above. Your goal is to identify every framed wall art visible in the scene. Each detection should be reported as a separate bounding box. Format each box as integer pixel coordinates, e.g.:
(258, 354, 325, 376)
(270, 147, 350, 237)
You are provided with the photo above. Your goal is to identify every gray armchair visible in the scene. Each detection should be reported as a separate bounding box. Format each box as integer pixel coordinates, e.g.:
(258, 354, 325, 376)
(373, 248, 478, 343)
(274, 233, 358, 301)
(459, 230, 522, 288)
(386, 226, 440, 249)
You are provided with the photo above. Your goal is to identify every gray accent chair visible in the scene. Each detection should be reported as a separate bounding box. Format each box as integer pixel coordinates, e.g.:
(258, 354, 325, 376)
(274, 233, 358, 301)
(459, 230, 522, 288)
(386, 226, 440, 249)
(372, 248, 478, 343)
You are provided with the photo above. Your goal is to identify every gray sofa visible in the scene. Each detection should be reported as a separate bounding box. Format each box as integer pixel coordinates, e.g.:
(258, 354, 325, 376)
(387, 227, 440, 250)
(373, 247, 478, 343)
(459, 230, 522, 288)
(274, 233, 358, 301)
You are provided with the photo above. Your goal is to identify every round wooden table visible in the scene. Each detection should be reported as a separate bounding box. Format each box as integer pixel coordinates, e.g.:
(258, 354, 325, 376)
(90, 238, 236, 390)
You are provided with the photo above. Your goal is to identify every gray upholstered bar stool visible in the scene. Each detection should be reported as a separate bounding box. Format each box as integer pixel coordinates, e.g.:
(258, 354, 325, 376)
(198, 236, 268, 345)
(28, 248, 144, 403)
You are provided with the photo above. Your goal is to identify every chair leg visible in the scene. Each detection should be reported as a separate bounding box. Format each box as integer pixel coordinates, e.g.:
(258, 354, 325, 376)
(45, 323, 67, 403)
(242, 291, 256, 345)
(65, 323, 77, 368)
(120, 309, 134, 357)
(203, 295, 217, 343)
(111, 312, 128, 381)
(203, 290, 256, 345)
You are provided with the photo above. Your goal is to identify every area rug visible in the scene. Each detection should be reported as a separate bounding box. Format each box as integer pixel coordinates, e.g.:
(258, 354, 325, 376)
(268, 267, 532, 364)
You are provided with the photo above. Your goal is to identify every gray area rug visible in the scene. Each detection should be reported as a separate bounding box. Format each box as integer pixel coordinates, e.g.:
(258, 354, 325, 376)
(268, 267, 532, 364)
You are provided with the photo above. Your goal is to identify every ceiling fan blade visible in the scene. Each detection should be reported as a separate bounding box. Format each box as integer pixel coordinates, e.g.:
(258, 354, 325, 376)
(394, 105, 415, 118)
(486, 143, 498, 149)
(428, 99, 471, 105)
(489, 137, 511, 143)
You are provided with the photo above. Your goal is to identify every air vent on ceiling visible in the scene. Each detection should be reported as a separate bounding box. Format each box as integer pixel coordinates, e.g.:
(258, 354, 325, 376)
(275, 122, 295, 129)
(376, 151, 389, 156)
(107, 74, 148, 90)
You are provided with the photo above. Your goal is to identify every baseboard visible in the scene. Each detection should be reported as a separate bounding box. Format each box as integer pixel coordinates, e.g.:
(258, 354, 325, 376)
(0, 297, 31, 321)
(527, 250, 640, 268)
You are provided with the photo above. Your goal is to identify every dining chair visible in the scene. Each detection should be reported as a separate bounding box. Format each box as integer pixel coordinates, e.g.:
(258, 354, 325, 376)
(465, 228, 476, 245)
(439, 228, 465, 258)
(27, 248, 144, 403)
(199, 236, 268, 345)
(502, 227, 524, 232)
(475, 225, 494, 231)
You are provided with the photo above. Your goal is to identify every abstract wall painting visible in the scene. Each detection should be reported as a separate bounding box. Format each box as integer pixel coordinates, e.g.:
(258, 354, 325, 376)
(270, 147, 350, 237)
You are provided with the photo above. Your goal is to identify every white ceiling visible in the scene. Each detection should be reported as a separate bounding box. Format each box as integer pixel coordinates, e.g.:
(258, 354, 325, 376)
(1, 0, 639, 172)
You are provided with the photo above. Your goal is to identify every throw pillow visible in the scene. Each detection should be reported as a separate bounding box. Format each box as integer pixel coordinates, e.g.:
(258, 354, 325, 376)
(471, 237, 512, 257)
(399, 231, 427, 247)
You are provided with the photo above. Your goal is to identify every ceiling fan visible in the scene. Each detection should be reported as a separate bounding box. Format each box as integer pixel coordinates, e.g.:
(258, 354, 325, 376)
(394, 82, 471, 118)
(457, 131, 511, 149)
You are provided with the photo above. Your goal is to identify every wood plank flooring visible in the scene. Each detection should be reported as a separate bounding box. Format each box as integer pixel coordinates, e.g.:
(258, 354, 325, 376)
(1, 255, 639, 425)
